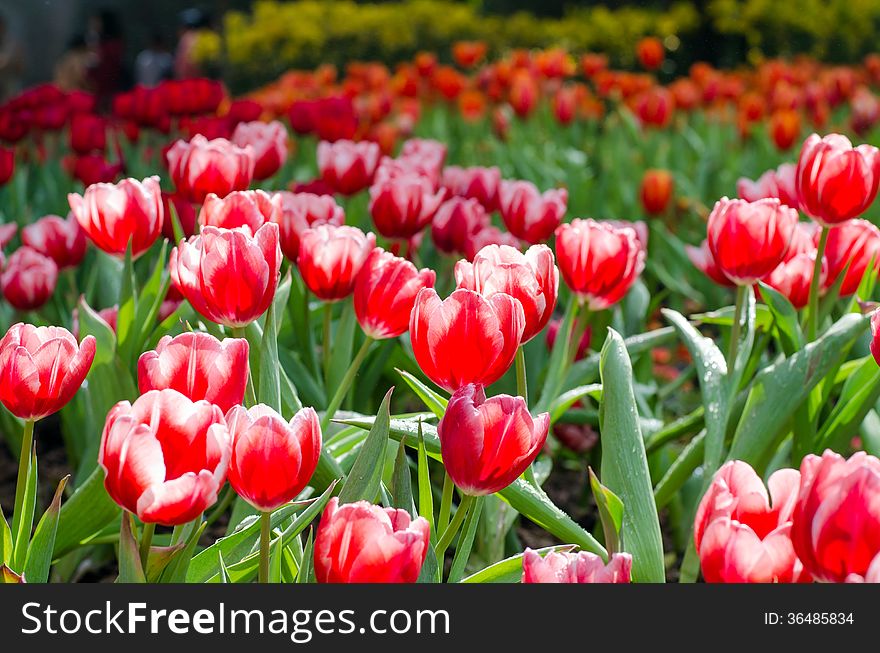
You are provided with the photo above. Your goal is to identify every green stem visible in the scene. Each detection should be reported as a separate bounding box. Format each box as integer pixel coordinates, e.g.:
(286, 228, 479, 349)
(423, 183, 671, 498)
(515, 346, 528, 405)
(727, 285, 747, 370)
(438, 472, 454, 534)
(320, 336, 374, 430)
(806, 226, 829, 341)
(323, 303, 333, 386)
(205, 485, 235, 527)
(435, 493, 475, 559)
(232, 327, 257, 407)
(139, 522, 155, 570)
(259, 511, 271, 584)
(11, 418, 35, 555)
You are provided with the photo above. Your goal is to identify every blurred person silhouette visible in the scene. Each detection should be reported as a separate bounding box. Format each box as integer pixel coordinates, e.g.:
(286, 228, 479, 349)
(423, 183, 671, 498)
(135, 32, 173, 86)
(174, 8, 208, 79)
(86, 8, 126, 108)
(0, 14, 24, 101)
(54, 34, 93, 91)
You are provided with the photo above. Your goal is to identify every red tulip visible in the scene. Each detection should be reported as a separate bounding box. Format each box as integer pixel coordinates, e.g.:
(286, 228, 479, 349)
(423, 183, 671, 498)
(464, 226, 521, 261)
(636, 36, 664, 70)
(161, 192, 197, 240)
(317, 139, 381, 196)
(354, 248, 435, 339)
(686, 240, 735, 287)
(270, 191, 345, 262)
(64, 153, 123, 187)
(297, 224, 375, 301)
(69, 113, 106, 155)
(67, 176, 164, 258)
(226, 99, 263, 125)
(509, 71, 538, 119)
(1, 247, 58, 311)
(99, 389, 231, 526)
(706, 198, 798, 285)
(21, 213, 87, 270)
(555, 219, 646, 310)
(522, 549, 632, 583)
(398, 138, 446, 187)
(498, 181, 567, 244)
(438, 383, 549, 495)
(0, 222, 15, 249)
(695, 461, 806, 583)
(0, 323, 96, 420)
(552, 86, 577, 125)
(431, 197, 490, 255)
(455, 244, 558, 343)
(368, 170, 445, 240)
(441, 165, 501, 212)
(633, 87, 674, 128)
(640, 169, 674, 216)
(791, 450, 880, 582)
(0, 147, 13, 186)
(545, 318, 592, 361)
(737, 163, 799, 211)
(230, 120, 288, 181)
(314, 498, 430, 583)
(762, 252, 826, 309)
(138, 332, 249, 413)
(796, 133, 880, 226)
(410, 288, 524, 392)
(170, 222, 281, 328)
(871, 310, 880, 367)
(820, 218, 880, 297)
(166, 135, 255, 204)
(198, 189, 281, 232)
(769, 110, 801, 151)
(226, 405, 321, 512)
(846, 553, 880, 583)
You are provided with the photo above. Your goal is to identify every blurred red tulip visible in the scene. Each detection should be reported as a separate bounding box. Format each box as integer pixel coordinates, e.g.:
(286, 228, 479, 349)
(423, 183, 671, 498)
(21, 213, 87, 270)
(231, 120, 288, 181)
(464, 226, 521, 261)
(452, 41, 487, 69)
(297, 224, 375, 301)
(0, 147, 13, 186)
(138, 332, 249, 413)
(796, 133, 880, 226)
(1, 247, 58, 311)
(68, 114, 106, 155)
(431, 197, 490, 255)
(455, 244, 558, 343)
(498, 180, 567, 244)
(438, 383, 549, 495)
(634, 87, 674, 128)
(198, 189, 281, 232)
(226, 405, 321, 512)
(166, 135, 255, 204)
(441, 165, 501, 212)
(314, 498, 430, 583)
(509, 71, 538, 119)
(225, 99, 263, 125)
(792, 450, 880, 582)
(272, 191, 345, 261)
(640, 169, 674, 216)
(522, 549, 632, 583)
(552, 86, 577, 125)
(737, 163, 799, 210)
(636, 37, 665, 70)
(170, 222, 281, 327)
(0, 323, 95, 420)
(64, 153, 124, 186)
(410, 287, 524, 392)
(99, 389, 230, 526)
(354, 247, 435, 339)
(763, 252, 826, 309)
(686, 240, 735, 287)
(317, 139, 381, 196)
(706, 198, 798, 285)
(68, 176, 163, 258)
(161, 192, 197, 239)
(545, 318, 592, 361)
(555, 219, 646, 310)
(368, 170, 445, 240)
(822, 219, 880, 296)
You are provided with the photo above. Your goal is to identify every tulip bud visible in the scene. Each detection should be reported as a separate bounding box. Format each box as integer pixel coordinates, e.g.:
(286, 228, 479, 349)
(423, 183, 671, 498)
(170, 222, 281, 328)
(99, 389, 231, 526)
(138, 332, 249, 413)
(431, 197, 490, 255)
(1, 247, 58, 311)
(706, 197, 798, 285)
(317, 140, 381, 196)
(198, 189, 281, 232)
(640, 169, 674, 216)
(821, 218, 880, 297)
(314, 498, 430, 583)
(791, 450, 880, 582)
(522, 548, 632, 583)
(230, 120, 288, 181)
(368, 170, 445, 240)
(272, 191, 345, 261)
(438, 383, 549, 495)
(21, 213, 87, 270)
(297, 224, 375, 302)
(226, 405, 321, 512)
(498, 180, 567, 244)
(410, 288, 524, 392)
(166, 135, 255, 204)
(0, 323, 96, 420)
(354, 248, 435, 339)
(636, 37, 664, 71)
(796, 133, 880, 226)
(68, 176, 164, 259)
(441, 165, 501, 212)
(69, 113, 106, 155)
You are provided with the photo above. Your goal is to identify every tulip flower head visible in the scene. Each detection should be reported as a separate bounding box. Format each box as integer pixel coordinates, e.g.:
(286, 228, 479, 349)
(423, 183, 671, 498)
(498, 180, 567, 244)
(522, 549, 632, 583)
(297, 224, 375, 302)
(21, 213, 87, 270)
(198, 189, 282, 232)
(317, 139, 381, 196)
(166, 135, 255, 204)
(272, 191, 345, 261)
(1, 247, 58, 311)
(231, 120, 288, 181)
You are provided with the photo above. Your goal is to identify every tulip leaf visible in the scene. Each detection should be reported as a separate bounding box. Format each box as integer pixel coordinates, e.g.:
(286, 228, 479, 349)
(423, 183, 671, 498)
(327, 300, 356, 393)
(116, 513, 146, 583)
(269, 533, 283, 583)
(391, 438, 415, 513)
(77, 295, 117, 367)
(296, 529, 315, 584)
(218, 552, 231, 583)
(598, 328, 665, 582)
(549, 384, 602, 424)
(0, 503, 12, 567)
(396, 368, 447, 419)
(145, 542, 186, 583)
(417, 422, 435, 536)
(116, 244, 138, 368)
(565, 326, 678, 389)
(159, 520, 207, 583)
(817, 357, 880, 452)
(588, 468, 624, 556)
(728, 312, 870, 470)
(447, 496, 483, 584)
(12, 445, 37, 572)
(534, 294, 578, 413)
(416, 543, 441, 583)
(257, 298, 281, 412)
(338, 388, 393, 504)
(134, 239, 170, 356)
(460, 545, 576, 583)
(23, 475, 68, 583)
(271, 269, 292, 338)
(654, 431, 706, 509)
(757, 282, 804, 356)
(55, 466, 120, 558)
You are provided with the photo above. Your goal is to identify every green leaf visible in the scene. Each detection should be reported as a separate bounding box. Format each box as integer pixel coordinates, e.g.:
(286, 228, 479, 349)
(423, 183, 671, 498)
(55, 466, 120, 558)
(817, 358, 880, 451)
(0, 502, 12, 567)
(77, 295, 117, 367)
(549, 384, 602, 424)
(588, 468, 624, 556)
(167, 198, 186, 245)
(416, 543, 441, 583)
(391, 438, 414, 513)
(12, 445, 37, 572)
(598, 328, 665, 582)
(23, 475, 69, 583)
(257, 298, 281, 412)
(447, 497, 483, 583)
(115, 243, 138, 368)
(565, 327, 678, 388)
(327, 300, 356, 392)
(159, 521, 207, 583)
(218, 552, 232, 583)
(116, 513, 146, 583)
(728, 313, 870, 470)
(396, 368, 447, 419)
(269, 533, 283, 583)
(654, 431, 706, 509)
(296, 529, 315, 583)
(272, 269, 292, 337)
(460, 545, 576, 583)
(145, 542, 186, 583)
(758, 282, 804, 356)
(133, 240, 170, 355)
(337, 388, 393, 504)
(534, 294, 578, 413)
(417, 422, 435, 535)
